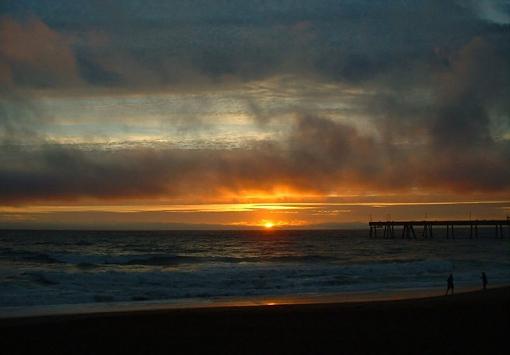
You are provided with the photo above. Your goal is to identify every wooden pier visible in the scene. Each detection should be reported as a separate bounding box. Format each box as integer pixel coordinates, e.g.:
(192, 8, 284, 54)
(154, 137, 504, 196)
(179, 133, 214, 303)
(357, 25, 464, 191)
(369, 219, 509, 239)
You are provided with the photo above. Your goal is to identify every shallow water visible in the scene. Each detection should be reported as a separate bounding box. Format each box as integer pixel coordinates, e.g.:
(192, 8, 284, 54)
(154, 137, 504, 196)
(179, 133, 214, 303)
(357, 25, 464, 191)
(1, 229, 509, 308)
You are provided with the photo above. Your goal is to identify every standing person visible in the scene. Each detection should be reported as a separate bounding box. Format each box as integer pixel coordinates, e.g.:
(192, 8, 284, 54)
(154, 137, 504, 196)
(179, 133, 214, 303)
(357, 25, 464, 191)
(481, 272, 488, 291)
(446, 273, 454, 296)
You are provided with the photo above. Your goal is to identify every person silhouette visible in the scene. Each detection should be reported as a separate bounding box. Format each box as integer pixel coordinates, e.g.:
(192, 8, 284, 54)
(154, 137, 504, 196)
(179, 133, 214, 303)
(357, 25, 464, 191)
(446, 273, 454, 296)
(481, 272, 488, 291)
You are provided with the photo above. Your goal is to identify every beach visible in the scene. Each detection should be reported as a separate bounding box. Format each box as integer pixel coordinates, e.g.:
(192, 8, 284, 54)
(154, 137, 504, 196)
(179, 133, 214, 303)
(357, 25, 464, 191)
(1, 286, 509, 354)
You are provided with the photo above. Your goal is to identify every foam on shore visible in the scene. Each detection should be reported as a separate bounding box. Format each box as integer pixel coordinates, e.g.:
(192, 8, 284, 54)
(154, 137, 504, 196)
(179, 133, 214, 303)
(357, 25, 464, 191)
(2, 284, 502, 319)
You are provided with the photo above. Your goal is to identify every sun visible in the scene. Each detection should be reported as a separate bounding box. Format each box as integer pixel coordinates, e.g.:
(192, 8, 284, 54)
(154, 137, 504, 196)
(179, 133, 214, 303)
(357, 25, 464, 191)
(264, 222, 274, 229)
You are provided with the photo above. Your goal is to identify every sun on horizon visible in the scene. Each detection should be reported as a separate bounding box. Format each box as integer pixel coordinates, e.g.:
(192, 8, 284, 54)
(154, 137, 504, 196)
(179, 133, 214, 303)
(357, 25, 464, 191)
(264, 222, 274, 229)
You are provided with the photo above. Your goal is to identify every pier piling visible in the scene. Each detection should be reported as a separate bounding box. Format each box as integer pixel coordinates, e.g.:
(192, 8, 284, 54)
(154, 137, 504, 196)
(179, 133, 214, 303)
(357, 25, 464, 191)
(369, 219, 509, 239)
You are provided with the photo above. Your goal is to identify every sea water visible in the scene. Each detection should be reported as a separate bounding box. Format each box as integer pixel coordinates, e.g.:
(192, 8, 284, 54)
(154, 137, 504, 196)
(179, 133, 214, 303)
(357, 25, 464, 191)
(1, 229, 509, 309)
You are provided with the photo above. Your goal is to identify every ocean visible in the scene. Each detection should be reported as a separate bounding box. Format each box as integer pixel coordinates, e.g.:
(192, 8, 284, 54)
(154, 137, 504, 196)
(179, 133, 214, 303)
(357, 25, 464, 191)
(1, 229, 509, 310)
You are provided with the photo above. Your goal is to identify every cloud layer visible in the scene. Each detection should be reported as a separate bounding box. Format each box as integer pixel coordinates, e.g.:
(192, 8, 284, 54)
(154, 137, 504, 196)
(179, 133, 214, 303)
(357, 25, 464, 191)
(1, 1, 510, 205)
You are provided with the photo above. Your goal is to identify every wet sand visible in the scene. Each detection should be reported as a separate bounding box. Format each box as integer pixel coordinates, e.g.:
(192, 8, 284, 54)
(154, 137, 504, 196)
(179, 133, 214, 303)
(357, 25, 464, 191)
(1, 286, 509, 354)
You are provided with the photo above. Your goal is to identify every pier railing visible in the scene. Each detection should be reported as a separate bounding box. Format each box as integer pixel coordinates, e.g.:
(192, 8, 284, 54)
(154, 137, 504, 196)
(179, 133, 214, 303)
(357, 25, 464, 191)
(368, 220, 509, 239)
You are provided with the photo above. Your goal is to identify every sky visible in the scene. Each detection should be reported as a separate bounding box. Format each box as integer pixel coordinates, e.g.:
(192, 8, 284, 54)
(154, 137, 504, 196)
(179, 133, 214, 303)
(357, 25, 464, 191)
(1, 0, 510, 229)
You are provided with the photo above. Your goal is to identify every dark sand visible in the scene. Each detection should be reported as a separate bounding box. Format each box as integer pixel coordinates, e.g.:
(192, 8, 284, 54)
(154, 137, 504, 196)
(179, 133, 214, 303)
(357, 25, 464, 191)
(1, 287, 509, 354)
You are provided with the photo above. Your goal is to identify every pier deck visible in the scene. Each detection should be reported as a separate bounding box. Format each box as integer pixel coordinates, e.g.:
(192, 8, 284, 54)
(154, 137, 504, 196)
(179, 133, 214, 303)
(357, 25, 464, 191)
(369, 219, 509, 239)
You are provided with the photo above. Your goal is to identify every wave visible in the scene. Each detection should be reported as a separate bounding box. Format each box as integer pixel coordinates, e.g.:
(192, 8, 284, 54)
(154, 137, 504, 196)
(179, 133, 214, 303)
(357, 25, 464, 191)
(50, 253, 202, 266)
(2, 231, 509, 309)
(0, 249, 64, 264)
(23, 272, 59, 286)
(124, 254, 340, 266)
(1, 258, 509, 307)
(42, 253, 341, 266)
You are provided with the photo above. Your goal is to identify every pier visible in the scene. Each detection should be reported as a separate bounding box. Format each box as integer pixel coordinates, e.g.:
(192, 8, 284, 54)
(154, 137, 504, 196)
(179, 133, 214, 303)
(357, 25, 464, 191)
(369, 219, 509, 239)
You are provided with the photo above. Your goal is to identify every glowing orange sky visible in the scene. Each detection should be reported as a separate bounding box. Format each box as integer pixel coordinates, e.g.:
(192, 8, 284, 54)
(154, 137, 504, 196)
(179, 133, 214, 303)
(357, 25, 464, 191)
(2, 3, 510, 229)
(2, 198, 509, 229)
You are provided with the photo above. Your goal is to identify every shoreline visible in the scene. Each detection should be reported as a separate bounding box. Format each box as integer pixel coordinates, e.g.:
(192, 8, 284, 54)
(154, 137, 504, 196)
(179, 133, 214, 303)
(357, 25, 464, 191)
(0, 284, 501, 320)
(1, 286, 508, 354)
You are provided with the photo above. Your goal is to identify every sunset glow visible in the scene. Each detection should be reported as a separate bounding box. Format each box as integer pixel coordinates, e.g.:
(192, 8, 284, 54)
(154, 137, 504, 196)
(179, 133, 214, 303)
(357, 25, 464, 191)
(1, 1, 509, 229)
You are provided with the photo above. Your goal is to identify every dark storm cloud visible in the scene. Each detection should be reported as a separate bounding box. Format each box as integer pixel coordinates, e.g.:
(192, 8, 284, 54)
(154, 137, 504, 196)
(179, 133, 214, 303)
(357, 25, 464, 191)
(1, 1, 510, 203)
